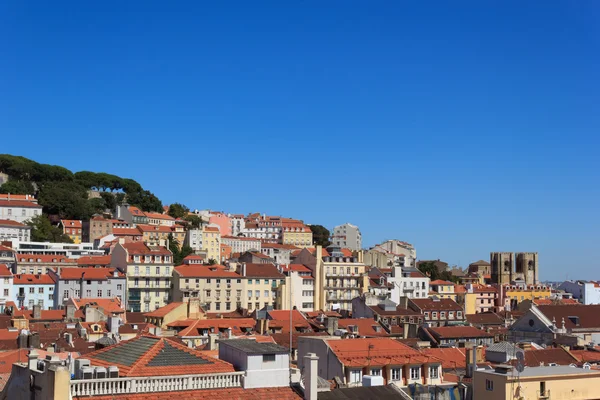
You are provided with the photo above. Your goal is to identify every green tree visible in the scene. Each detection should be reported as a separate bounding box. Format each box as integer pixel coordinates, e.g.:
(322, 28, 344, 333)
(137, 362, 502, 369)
(167, 203, 188, 219)
(26, 215, 73, 243)
(310, 225, 331, 247)
(38, 181, 91, 219)
(184, 214, 202, 229)
(0, 180, 35, 195)
(207, 258, 217, 265)
(100, 192, 117, 211)
(88, 197, 107, 215)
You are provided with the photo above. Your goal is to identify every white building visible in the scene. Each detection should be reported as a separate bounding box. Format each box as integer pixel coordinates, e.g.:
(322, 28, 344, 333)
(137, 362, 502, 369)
(218, 339, 290, 389)
(278, 265, 315, 311)
(10, 239, 105, 259)
(14, 273, 56, 310)
(558, 280, 600, 305)
(370, 240, 416, 260)
(0, 219, 31, 242)
(386, 266, 430, 303)
(185, 228, 203, 252)
(222, 235, 261, 254)
(229, 214, 246, 236)
(0, 264, 13, 312)
(0, 199, 42, 223)
(331, 223, 362, 251)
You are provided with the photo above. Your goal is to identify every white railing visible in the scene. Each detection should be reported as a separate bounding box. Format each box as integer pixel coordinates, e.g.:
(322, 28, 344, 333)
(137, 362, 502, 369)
(70, 371, 245, 397)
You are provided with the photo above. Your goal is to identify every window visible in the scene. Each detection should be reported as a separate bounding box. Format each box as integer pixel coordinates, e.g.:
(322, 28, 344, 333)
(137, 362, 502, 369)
(38, 287, 44, 294)
(247, 290, 252, 299)
(457, 311, 462, 319)
(86, 290, 91, 297)
(117, 284, 123, 291)
(440, 312, 445, 319)
(432, 312, 438, 319)
(410, 367, 420, 380)
(424, 312, 429, 318)
(215, 302, 221, 310)
(134, 266, 139, 275)
(156, 267, 160, 274)
(255, 290, 260, 298)
(370, 368, 381, 376)
(263, 354, 276, 362)
(107, 290, 111, 297)
(3, 289, 8, 296)
(226, 302, 231, 310)
(264, 290, 269, 298)
(146, 267, 150, 275)
(429, 366, 439, 379)
(98, 290, 102, 297)
(391, 368, 401, 381)
(29, 287, 34, 294)
(350, 369, 361, 383)
(75, 289, 80, 297)
(486, 379, 493, 391)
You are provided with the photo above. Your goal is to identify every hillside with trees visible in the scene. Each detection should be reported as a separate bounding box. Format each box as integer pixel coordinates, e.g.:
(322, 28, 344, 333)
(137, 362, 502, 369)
(0, 154, 163, 220)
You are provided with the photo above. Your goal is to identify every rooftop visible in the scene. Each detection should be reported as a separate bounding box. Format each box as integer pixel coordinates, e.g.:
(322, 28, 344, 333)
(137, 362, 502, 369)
(218, 339, 288, 355)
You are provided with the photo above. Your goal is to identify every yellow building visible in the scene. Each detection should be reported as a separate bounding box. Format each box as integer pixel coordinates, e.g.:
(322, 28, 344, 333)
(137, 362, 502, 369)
(110, 242, 173, 312)
(59, 220, 82, 243)
(136, 224, 171, 245)
(503, 283, 551, 310)
(170, 224, 186, 248)
(429, 280, 457, 301)
(281, 219, 313, 248)
(202, 226, 221, 262)
(474, 365, 600, 400)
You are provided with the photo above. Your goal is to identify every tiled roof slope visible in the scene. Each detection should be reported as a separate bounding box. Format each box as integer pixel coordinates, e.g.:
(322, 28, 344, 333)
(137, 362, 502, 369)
(85, 335, 235, 377)
(84, 387, 302, 400)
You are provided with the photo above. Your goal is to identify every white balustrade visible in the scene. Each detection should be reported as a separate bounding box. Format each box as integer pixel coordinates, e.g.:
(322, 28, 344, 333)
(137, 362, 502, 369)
(70, 371, 244, 397)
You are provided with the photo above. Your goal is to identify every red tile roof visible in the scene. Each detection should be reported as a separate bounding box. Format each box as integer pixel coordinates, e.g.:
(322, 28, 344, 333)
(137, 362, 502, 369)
(122, 242, 172, 256)
(0, 200, 42, 208)
(16, 254, 76, 264)
(537, 304, 600, 330)
(145, 212, 175, 221)
(13, 274, 55, 285)
(136, 224, 172, 233)
(77, 255, 112, 266)
(0, 264, 12, 277)
(60, 219, 82, 228)
(244, 263, 285, 278)
(430, 280, 454, 285)
(421, 347, 467, 370)
(204, 226, 220, 233)
(513, 348, 579, 367)
(113, 227, 143, 236)
(427, 326, 494, 339)
(466, 312, 505, 326)
(85, 335, 235, 377)
(0, 219, 29, 227)
(570, 349, 600, 363)
(60, 267, 124, 280)
(410, 298, 463, 312)
(172, 318, 256, 337)
(327, 338, 433, 367)
(128, 206, 146, 216)
(144, 302, 185, 318)
(72, 298, 125, 315)
(88, 387, 302, 400)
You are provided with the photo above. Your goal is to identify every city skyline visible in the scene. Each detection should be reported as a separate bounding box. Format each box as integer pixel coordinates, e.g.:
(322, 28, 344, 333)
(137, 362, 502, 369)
(2, 2, 599, 280)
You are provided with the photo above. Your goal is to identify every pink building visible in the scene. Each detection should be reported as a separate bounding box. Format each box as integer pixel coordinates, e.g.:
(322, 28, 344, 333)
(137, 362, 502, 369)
(208, 212, 231, 236)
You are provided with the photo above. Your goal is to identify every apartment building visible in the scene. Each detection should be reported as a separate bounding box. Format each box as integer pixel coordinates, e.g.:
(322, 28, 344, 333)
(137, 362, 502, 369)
(0, 264, 13, 312)
(260, 243, 297, 264)
(50, 267, 126, 309)
(58, 220, 82, 243)
(0, 219, 31, 242)
(14, 254, 77, 274)
(557, 280, 600, 305)
(331, 223, 362, 251)
(0, 198, 42, 223)
(13, 273, 56, 310)
(115, 204, 149, 225)
(172, 263, 285, 313)
(145, 212, 175, 227)
(221, 235, 261, 254)
(202, 226, 221, 262)
(110, 242, 173, 312)
(277, 264, 315, 311)
(281, 219, 313, 248)
(84, 216, 131, 242)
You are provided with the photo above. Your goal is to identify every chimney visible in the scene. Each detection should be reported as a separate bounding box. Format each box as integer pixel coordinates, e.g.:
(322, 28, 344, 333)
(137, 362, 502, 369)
(66, 304, 75, 321)
(241, 263, 247, 277)
(188, 298, 201, 319)
(226, 327, 232, 339)
(33, 304, 42, 320)
(326, 317, 338, 335)
(303, 353, 319, 400)
(209, 333, 218, 351)
(28, 349, 39, 370)
(403, 322, 409, 339)
(399, 296, 408, 309)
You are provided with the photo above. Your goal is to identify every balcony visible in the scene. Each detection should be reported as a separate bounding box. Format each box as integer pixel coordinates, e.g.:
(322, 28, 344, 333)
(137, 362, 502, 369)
(70, 371, 245, 397)
(143, 296, 151, 302)
(537, 390, 550, 399)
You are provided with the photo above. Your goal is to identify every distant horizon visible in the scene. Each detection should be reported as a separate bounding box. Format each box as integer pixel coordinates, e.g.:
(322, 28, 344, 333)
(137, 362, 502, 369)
(2, 2, 598, 281)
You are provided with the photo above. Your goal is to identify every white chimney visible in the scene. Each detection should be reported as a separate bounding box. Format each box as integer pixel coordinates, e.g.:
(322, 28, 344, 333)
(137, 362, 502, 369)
(304, 353, 318, 400)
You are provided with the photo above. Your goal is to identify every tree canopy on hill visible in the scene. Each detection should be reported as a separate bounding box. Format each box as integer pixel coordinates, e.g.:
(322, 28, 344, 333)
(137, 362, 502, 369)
(0, 154, 164, 218)
(310, 224, 331, 247)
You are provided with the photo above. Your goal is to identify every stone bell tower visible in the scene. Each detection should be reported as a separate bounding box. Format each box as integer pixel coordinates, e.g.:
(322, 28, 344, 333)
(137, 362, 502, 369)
(490, 252, 514, 285)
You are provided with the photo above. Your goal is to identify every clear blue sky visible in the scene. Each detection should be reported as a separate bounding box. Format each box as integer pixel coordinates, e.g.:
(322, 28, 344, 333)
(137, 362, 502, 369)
(1, 2, 599, 280)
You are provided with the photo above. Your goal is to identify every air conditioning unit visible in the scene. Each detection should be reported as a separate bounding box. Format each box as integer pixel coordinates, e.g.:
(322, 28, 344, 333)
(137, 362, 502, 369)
(94, 367, 107, 379)
(108, 366, 119, 378)
(81, 367, 94, 380)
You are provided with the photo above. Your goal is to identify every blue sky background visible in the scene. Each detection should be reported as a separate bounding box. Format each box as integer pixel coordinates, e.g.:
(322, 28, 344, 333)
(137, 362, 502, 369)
(1, 2, 599, 280)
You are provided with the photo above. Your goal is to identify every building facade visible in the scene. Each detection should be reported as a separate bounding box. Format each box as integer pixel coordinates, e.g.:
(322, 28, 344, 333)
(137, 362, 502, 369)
(331, 223, 362, 251)
(491, 252, 539, 285)
(0, 199, 42, 223)
(557, 280, 600, 305)
(221, 235, 261, 254)
(14, 273, 56, 310)
(58, 220, 83, 243)
(110, 242, 173, 312)
(50, 267, 127, 309)
(0, 219, 31, 242)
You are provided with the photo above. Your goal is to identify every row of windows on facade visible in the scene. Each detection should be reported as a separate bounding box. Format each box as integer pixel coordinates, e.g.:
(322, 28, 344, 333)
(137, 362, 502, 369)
(130, 256, 171, 263)
(203, 301, 274, 312)
(327, 267, 362, 274)
(18, 286, 54, 294)
(4, 209, 39, 216)
(423, 311, 463, 319)
(63, 289, 121, 298)
(133, 266, 171, 275)
(133, 278, 169, 287)
(349, 366, 439, 383)
(184, 289, 278, 299)
(65, 229, 82, 234)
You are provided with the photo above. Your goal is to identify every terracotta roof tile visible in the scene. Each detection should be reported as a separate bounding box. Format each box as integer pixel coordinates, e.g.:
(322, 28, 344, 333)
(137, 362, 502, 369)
(85, 386, 302, 400)
(60, 267, 124, 280)
(14, 274, 55, 285)
(144, 302, 185, 318)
